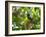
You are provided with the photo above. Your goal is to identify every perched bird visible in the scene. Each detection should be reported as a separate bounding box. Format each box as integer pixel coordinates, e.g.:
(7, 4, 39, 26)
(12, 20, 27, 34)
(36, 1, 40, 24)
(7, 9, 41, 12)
(24, 13, 34, 30)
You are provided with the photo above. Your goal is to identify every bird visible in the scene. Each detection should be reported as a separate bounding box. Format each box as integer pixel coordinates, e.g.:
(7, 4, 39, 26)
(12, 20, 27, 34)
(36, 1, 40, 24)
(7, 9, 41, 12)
(24, 13, 34, 30)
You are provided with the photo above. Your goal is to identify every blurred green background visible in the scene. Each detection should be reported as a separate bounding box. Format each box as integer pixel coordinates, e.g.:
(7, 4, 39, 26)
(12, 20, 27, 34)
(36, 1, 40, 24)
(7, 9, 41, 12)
(12, 6, 41, 30)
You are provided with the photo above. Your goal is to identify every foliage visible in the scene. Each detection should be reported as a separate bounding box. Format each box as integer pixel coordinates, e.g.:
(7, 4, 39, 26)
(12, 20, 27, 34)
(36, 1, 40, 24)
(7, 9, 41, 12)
(12, 6, 41, 30)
